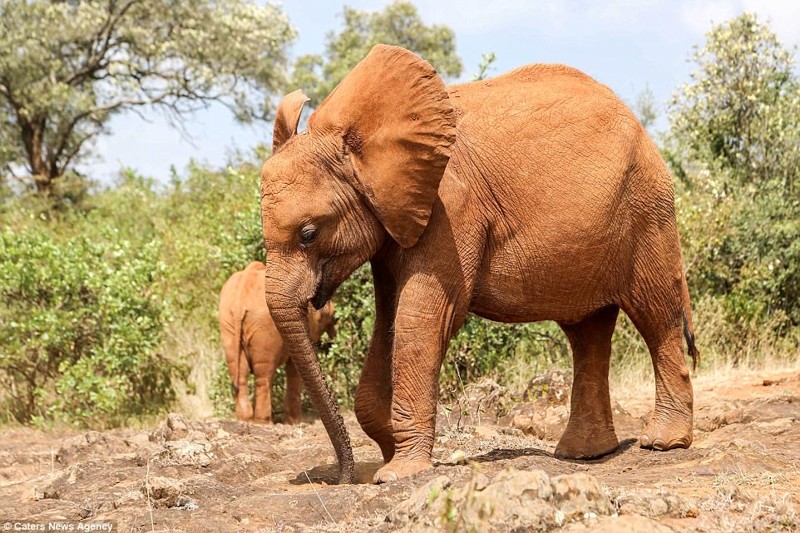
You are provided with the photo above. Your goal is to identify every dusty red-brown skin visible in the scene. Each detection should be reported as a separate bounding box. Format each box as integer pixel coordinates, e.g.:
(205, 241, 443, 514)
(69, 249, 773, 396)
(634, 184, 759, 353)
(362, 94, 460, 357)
(260, 45, 699, 484)
(218, 261, 335, 424)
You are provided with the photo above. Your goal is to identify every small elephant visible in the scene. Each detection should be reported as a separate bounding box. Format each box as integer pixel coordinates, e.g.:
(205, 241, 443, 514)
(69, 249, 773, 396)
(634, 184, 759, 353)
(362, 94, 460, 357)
(218, 261, 335, 424)
(259, 45, 699, 483)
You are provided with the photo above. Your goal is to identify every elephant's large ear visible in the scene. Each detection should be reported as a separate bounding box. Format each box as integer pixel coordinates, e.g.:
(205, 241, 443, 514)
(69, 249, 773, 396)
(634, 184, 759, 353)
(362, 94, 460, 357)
(308, 45, 456, 248)
(273, 89, 310, 152)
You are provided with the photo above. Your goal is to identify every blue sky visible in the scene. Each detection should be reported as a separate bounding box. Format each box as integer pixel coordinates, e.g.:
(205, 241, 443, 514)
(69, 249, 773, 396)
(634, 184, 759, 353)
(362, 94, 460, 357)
(91, 0, 800, 182)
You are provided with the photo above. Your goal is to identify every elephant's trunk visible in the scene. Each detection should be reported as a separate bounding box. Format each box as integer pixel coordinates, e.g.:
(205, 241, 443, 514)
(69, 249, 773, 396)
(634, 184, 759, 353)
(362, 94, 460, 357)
(265, 276, 355, 484)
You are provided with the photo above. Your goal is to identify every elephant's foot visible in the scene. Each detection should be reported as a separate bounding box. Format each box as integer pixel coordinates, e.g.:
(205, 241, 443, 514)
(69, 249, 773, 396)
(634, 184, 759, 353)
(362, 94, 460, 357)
(639, 414, 692, 450)
(373, 457, 432, 484)
(283, 415, 302, 425)
(235, 405, 253, 422)
(554, 425, 619, 460)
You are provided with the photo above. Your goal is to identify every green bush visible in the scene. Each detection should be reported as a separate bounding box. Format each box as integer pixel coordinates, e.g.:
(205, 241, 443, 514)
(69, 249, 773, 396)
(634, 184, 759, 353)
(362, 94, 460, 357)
(0, 227, 182, 426)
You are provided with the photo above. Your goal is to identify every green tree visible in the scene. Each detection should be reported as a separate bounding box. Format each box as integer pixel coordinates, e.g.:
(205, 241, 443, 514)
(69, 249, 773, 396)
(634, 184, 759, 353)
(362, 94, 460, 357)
(289, 1, 463, 106)
(669, 13, 800, 191)
(633, 86, 658, 132)
(0, 0, 295, 197)
(472, 52, 497, 81)
(670, 14, 800, 341)
(0, 227, 180, 425)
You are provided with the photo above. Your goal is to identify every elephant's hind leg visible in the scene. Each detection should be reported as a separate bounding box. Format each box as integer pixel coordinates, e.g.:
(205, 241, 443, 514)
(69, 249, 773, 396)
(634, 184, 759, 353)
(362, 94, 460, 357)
(555, 306, 620, 460)
(625, 301, 693, 451)
(355, 264, 396, 462)
(250, 337, 277, 424)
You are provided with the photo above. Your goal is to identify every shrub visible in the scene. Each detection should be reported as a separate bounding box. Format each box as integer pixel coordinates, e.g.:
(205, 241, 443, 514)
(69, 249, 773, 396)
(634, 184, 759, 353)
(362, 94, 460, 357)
(0, 227, 182, 426)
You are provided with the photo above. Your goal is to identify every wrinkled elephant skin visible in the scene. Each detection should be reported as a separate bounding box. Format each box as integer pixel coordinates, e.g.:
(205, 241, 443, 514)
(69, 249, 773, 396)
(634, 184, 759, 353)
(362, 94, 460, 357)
(260, 45, 699, 484)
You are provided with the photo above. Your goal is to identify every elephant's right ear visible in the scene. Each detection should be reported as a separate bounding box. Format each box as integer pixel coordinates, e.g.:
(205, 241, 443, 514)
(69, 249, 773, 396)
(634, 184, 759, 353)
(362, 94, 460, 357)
(273, 89, 310, 153)
(307, 45, 456, 248)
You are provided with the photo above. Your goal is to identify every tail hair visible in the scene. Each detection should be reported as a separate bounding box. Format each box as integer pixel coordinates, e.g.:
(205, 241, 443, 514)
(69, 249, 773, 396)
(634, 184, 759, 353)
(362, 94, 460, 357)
(682, 309, 699, 372)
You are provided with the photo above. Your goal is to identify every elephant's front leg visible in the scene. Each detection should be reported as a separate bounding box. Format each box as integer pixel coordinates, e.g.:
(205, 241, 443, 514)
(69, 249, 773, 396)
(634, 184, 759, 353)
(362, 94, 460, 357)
(373, 277, 464, 484)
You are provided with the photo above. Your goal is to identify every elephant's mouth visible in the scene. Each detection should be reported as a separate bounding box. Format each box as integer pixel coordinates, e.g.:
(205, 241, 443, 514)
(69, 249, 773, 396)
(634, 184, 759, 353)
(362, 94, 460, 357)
(310, 283, 331, 310)
(310, 261, 333, 310)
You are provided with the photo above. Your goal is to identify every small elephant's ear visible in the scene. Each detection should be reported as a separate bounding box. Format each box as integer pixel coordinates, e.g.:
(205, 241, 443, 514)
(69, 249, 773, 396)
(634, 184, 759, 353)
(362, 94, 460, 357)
(273, 89, 310, 152)
(308, 45, 456, 248)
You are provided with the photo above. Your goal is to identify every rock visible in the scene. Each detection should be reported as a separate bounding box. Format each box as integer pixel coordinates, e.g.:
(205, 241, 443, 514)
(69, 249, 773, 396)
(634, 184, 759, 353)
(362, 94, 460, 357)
(563, 514, 675, 532)
(56, 431, 105, 464)
(150, 413, 190, 443)
(503, 402, 570, 440)
(614, 489, 692, 518)
(186, 429, 209, 443)
(161, 440, 215, 467)
(550, 473, 614, 522)
(142, 476, 184, 508)
(387, 475, 453, 525)
(387, 466, 613, 532)
(125, 432, 152, 448)
(472, 425, 499, 439)
(113, 490, 144, 509)
(520, 369, 573, 405)
(442, 379, 516, 427)
(448, 450, 467, 465)
(695, 404, 751, 432)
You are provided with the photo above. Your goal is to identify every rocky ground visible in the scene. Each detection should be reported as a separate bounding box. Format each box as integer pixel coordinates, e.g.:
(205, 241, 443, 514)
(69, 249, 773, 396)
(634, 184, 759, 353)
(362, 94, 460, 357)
(1, 367, 798, 532)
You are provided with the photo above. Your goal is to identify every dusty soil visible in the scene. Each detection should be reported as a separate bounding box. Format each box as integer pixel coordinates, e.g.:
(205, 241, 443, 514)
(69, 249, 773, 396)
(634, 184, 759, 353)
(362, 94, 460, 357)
(1, 368, 798, 532)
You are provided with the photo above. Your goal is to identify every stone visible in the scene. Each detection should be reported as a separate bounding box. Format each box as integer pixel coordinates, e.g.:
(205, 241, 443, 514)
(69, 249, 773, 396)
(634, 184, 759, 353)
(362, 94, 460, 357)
(387, 466, 613, 532)
(150, 413, 190, 443)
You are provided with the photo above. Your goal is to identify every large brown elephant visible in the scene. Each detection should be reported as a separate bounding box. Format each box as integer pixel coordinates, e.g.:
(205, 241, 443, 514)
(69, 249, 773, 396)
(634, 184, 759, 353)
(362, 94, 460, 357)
(259, 45, 699, 484)
(218, 261, 335, 424)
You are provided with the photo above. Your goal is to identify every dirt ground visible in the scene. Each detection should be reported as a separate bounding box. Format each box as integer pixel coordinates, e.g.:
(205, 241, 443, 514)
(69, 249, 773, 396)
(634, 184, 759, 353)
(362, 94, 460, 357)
(1, 367, 798, 532)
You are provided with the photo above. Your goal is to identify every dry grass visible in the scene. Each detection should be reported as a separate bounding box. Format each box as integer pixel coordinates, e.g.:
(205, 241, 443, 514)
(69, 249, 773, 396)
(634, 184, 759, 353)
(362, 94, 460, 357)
(490, 295, 800, 404)
(163, 319, 218, 420)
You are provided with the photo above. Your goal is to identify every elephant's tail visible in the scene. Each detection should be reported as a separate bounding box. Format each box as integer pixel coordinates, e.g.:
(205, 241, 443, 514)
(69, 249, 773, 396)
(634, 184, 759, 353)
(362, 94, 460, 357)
(232, 310, 250, 396)
(681, 272, 700, 372)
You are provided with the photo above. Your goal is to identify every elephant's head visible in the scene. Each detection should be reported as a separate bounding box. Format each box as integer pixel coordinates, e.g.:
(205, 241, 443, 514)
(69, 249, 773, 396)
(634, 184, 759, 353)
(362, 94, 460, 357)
(259, 45, 456, 483)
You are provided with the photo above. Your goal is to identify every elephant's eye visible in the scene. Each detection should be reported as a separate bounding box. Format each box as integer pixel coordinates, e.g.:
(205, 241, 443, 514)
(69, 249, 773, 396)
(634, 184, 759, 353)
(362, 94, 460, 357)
(299, 225, 317, 246)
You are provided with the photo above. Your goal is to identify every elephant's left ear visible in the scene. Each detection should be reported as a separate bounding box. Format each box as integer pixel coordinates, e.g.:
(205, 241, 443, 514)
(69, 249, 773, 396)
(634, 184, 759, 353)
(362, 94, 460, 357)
(308, 45, 456, 248)
(273, 89, 310, 152)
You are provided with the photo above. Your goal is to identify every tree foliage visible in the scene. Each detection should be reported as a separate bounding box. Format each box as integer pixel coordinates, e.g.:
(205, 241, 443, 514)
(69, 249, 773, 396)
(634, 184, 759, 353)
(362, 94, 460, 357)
(0, 0, 295, 197)
(633, 86, 658, 132)
(670, 13, 800, 341)
(0, 225, 179, 425)
(669, 13, 800, 191)
(288, 1, 463, 107)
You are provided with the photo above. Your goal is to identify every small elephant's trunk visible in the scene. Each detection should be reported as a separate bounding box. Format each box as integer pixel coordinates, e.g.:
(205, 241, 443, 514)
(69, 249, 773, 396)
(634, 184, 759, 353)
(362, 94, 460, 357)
(265, 285, 355, 484)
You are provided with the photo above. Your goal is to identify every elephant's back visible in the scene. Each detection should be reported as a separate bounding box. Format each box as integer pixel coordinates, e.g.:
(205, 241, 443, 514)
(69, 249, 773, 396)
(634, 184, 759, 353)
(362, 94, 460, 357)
(448, 63, 623, 119)
(444, 62, 663, 208)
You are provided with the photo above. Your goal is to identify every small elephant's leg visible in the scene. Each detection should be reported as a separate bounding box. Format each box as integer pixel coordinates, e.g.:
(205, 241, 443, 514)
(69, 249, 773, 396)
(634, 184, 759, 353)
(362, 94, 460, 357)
(250, 336, 277, 424)
(234, 354, 254, 421)
(355, 263, 396, 462)
(283, 357, 303, 424)
(373, 279, 467, 484)
(221, 320, 253, 421)
(252, 374, 273, 424)
(556, 306, 620, 459)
